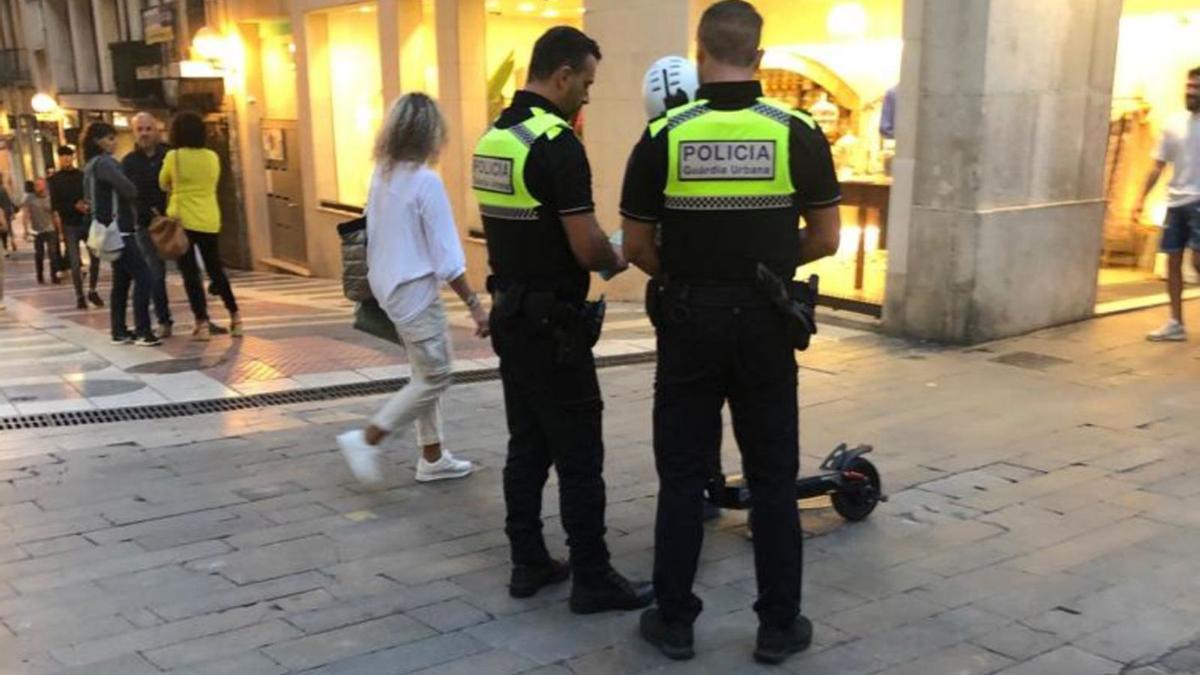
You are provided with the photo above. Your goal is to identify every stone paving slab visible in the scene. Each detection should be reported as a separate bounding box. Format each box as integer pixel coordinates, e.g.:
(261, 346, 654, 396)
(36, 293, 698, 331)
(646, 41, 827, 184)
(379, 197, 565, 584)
(0, 303, 1199, 673)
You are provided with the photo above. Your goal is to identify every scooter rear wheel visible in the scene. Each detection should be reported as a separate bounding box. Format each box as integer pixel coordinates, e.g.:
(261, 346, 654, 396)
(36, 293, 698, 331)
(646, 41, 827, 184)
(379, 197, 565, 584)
(831, 457, 881, 522)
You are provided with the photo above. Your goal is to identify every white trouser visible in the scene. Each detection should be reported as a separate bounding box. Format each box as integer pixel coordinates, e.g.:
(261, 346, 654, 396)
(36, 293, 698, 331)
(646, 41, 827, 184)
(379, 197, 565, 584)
(370, 297, 453, 446)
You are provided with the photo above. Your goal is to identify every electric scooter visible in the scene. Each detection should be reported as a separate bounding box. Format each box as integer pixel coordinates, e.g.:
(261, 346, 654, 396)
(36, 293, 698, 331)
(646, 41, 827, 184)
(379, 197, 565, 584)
(706, 443, 886, 522)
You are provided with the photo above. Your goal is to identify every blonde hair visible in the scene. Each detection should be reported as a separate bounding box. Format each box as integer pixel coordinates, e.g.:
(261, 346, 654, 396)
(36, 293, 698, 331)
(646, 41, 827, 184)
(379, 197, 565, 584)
(373, 92, 448, 174)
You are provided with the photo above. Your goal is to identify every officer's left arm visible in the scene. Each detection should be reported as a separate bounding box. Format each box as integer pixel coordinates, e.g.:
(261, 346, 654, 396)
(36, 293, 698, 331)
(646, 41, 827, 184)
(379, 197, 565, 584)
(536, 134, 623, 272)
(791, 118, 843, 264)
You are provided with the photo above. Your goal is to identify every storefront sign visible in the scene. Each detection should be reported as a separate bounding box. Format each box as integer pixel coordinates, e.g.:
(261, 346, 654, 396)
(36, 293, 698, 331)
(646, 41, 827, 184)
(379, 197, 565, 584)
(143, 6, 175, 45)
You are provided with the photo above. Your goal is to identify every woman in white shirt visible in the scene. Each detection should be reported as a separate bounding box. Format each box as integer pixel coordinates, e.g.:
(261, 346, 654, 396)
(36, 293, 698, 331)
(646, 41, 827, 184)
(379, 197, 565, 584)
(337, 93, 489, 484)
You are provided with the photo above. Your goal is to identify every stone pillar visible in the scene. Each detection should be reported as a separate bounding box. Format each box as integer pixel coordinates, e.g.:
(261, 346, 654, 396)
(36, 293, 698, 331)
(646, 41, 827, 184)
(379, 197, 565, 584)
(883, 0, 1123, 343)
(583, 0, 697, 299)
(435, 0, 489, 289)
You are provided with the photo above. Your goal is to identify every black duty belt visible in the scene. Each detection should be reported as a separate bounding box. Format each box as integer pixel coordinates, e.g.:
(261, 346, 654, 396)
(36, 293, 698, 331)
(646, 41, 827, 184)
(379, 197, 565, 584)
(679, 283, 772, 308)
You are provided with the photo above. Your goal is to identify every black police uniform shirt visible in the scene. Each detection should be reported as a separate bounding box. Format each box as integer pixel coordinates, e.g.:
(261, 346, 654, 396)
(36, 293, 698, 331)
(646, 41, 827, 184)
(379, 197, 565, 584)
(619, 81, 842, 282)
(483, 91, 595, 297)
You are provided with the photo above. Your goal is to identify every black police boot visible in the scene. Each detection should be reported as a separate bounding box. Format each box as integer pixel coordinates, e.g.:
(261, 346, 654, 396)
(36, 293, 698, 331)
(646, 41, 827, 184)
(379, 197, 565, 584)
(509, 559, 570, 599)
(639, 608, 695, 660)
(569, 566, 654, 614)
(753, 615, 813, 665)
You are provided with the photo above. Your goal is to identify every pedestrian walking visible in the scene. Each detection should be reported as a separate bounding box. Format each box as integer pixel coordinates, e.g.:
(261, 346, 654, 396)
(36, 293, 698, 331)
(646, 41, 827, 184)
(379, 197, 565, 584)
(621, 1, 842, 664)
(21, 179, 61, 285)
(122, 112, 174, 337)
(1135, 66, 1200, 342)
(82, 122, 159, 346)
(48, 146, 103, 309)
(336, 93, 489, 485)
(0, 173, 15, 254)
(472, 26, 652, 614)
(160, 111, 241, 341)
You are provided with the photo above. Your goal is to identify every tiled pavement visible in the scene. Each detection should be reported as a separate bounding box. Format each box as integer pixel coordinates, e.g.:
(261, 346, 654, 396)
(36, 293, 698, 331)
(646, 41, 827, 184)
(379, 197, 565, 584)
(0, 251, 672, 415)
(3, 255, 1200, 672)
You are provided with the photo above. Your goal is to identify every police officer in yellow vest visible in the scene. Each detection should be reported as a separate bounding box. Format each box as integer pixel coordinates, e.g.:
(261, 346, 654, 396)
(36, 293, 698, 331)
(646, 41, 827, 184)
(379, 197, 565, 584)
(473, 26, 653, 614)
(621, 1, 842, 664)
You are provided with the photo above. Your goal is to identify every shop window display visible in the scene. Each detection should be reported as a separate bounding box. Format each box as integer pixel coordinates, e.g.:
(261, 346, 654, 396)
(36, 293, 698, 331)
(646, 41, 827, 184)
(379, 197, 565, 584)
(1097, 2, 1200, 313)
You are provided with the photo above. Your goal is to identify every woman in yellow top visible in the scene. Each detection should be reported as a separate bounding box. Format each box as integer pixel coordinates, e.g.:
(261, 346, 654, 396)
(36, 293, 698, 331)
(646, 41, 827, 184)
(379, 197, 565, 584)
(160, 111, 242, 340)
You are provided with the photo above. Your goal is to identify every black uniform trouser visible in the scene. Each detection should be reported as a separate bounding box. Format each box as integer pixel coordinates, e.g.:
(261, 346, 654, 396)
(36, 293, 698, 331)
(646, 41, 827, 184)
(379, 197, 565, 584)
(653, 296, 801, 627)
(491, 315, 611, 582)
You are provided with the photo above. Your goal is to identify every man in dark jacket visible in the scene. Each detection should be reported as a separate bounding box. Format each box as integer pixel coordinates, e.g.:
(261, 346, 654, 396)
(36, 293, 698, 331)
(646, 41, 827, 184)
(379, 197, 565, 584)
(47, 146, 102, 309)
(122, 112, 173, 336)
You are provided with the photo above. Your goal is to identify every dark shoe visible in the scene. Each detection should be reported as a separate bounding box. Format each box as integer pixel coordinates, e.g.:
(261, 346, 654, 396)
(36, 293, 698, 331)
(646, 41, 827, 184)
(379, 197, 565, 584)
(640, 608, 694, 660)
(754, 616, 813, 665)
(51, 276, 61, 284)
(134, 334, 162, 347)
(76, 298, 88, 310)
(87, 291, 104, 308)
(569, 567, 653, 614)
(207, 321, 229, 335)
(111, 334, 134, 345)
(509, 559, 570, 599)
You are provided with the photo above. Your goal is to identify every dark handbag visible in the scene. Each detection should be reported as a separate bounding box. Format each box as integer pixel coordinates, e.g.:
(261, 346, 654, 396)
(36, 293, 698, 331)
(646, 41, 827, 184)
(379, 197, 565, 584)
(338, 216, 371, 302)
(353, 296, 400, 345)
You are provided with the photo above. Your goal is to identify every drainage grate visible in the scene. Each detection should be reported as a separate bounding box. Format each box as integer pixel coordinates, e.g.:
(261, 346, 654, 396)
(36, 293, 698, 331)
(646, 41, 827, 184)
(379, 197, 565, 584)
(0, 351, 657, 431)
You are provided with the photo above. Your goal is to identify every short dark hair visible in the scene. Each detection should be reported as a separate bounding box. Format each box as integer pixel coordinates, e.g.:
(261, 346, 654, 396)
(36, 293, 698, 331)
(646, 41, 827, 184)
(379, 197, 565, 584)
(528, 26, 601, 82)
(23, 180, 34, 193)
(1190, 66, 1200, 79)
(170, 111, 207, 149)
(81, 122, 117, 161)
(56, 145, 75, 156)
(698, 0, 763, 68)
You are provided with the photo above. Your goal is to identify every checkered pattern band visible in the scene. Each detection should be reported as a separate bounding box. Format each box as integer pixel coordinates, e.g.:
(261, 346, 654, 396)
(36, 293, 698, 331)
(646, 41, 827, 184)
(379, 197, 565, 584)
(664, 194, 794, 211)
(480, 204, 540, 220)
(667, 105, 712, 131)
(750, 103, 793, 126)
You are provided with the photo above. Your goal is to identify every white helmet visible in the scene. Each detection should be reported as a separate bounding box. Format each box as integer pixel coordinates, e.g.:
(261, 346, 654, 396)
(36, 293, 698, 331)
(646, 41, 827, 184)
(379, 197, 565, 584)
(642, 56, 700, 119)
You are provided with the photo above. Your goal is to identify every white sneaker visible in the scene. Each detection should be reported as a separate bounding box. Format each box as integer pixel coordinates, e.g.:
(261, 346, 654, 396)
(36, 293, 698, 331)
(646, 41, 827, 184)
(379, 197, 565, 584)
(1147, 320, 1187, 342)
(415, 450, 474, 483)
(337, 430, 384, 485)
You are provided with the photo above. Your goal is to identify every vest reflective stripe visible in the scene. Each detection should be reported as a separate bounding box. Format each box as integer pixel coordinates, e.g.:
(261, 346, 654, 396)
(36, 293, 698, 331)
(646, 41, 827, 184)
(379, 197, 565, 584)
(664, 194, 794, 211)
(472, 108, 571, 220)
(659, 97, 800, 210)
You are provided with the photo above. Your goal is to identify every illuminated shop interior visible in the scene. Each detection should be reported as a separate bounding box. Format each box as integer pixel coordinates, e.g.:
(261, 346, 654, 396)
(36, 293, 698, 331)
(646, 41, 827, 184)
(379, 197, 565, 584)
(1098, 0, 1200, 313)
(755, 0, 903, 314)
(484, 0, 585, 125)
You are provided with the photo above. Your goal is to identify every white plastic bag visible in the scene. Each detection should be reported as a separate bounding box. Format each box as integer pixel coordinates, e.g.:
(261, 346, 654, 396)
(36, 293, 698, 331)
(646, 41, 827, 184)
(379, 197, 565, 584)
(87, 219, 124, 262)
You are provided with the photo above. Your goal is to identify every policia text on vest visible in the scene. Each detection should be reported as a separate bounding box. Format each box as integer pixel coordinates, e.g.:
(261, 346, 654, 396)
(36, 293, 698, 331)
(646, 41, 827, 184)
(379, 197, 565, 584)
(678, 141, 775, 180)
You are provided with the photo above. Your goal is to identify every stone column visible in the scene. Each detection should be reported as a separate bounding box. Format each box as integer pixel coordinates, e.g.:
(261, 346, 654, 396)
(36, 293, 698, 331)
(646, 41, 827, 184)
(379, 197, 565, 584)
(583, 0, 698, 300)
(883, 0, 1123, 343)
(435, 0, 489, 289)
